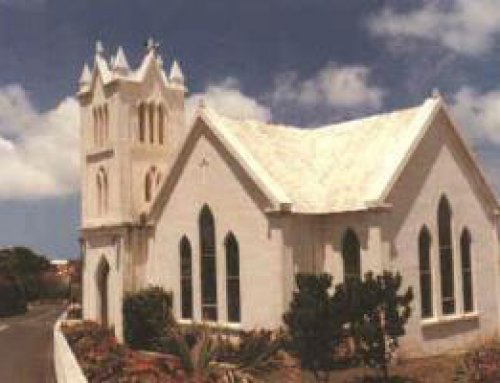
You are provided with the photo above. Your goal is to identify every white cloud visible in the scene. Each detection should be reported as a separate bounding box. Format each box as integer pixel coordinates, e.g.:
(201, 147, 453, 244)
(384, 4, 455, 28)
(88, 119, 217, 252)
(186, 78, 272, 122)
(450, 87, 500, 145)
(368, 0, 500, 55)
(271, 63, 383, 110)
(0, 85, 79, 200)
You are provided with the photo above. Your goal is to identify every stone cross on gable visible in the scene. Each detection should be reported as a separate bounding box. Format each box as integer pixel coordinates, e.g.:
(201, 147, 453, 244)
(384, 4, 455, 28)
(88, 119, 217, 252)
(146, 38, 160, 53)
(199, 157, 209, 184)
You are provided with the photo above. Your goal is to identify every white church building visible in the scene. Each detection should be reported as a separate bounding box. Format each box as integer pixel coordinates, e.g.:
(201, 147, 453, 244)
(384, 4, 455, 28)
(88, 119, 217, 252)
(80, 41, 500, 357)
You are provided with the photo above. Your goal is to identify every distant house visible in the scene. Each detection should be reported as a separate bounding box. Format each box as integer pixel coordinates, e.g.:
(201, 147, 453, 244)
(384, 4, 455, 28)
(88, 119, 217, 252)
(79, 41, 500, 357)
(50, 260, 70, 277)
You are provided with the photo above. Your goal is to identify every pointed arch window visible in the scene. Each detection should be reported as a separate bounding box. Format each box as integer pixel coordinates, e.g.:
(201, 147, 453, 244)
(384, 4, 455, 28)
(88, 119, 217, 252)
(438, 196, 455, 315)
(156, 172, 162, 186)
(419, 226, 433, 318)
(96, 167, 108, 215)
(96, 171, 102, 215)
(138, 103, 146, 143)
(145, 166, 158, 202)
(460, 228, 474, 313)
(158, 104, 165, 145)
(93, 108, 98, 146)
(199, 205, 217, 321)
(98, 107, 105, 146)
(180, 236, 193, 319)
(149, 103, 155, 144)
(103, 104, 109, 143)
(342, 229, 361, 283)
(225, 232, 240, 323)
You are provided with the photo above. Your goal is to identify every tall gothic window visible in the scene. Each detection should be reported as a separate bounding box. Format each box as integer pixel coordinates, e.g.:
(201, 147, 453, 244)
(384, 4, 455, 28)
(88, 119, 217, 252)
(145, 166, 158, 202)
(158, 104, 165, 145)
(199, 205, 217, 321)
(96, 171, 102, 215)
(225, 232, 240, 323)
(460, 228, 474, 313)
(149, 103, 155, 144)
(145, 173, 152, 202)
(93, 108, 98, 146)
(139, 103, 146, 142)
(419, 226, 433, 318)
(438, 196, 455, 315)
(180, 236, 193, 319)
(342, 229, 361, 283)
(104, 104, 109, 143)
(97, 107, 102, 146)
(96, 167, 108, 215)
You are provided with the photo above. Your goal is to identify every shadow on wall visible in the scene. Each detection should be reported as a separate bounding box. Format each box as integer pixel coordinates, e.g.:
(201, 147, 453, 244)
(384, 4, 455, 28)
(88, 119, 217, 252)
(422, 317, 480, 341)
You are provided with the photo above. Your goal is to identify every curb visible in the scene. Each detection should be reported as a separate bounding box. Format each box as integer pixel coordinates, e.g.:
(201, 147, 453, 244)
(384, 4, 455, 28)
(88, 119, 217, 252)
(53, 312, 87, 383)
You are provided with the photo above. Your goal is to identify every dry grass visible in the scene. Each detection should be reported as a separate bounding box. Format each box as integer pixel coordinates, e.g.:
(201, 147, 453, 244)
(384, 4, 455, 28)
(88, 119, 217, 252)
(265, 354, 458, 382)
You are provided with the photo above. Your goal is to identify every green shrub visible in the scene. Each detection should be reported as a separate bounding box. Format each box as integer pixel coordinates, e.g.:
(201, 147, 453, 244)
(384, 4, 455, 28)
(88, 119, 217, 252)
(0, 274, 27, 317)
(352, 272, 413, 382)
(283, 272, 414, 383)
(123, 286, 175, 351)
(283, 273, 344, 383)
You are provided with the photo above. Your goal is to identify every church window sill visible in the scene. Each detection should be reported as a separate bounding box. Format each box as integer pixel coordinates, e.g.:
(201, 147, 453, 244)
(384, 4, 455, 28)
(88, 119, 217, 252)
(420, 311, 479, 327)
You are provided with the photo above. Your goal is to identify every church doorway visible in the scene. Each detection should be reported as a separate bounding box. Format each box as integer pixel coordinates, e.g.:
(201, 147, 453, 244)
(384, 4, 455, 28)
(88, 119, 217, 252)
(96, 257, 110, 327)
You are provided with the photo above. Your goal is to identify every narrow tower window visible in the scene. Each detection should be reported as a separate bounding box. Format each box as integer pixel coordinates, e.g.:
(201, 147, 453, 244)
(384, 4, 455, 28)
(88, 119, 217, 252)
(158, 104, 165, 145)
(93, 108, 98, 146)
(104, 104, 109, 143)
(149, 103, 155, 144)
(144, 166, 157, 202)
(96, 167, 108, 215)
(139, 103, 146, 143)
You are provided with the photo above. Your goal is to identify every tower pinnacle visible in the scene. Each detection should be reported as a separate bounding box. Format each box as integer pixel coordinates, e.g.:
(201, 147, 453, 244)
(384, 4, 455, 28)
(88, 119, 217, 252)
(95, 40, 104, 56)
(113, 46, 130, 74)
(169, 60, 184, 85)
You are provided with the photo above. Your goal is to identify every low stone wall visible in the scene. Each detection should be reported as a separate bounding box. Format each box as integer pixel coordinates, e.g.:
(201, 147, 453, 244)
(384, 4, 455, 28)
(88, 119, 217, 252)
(53, 312, 87, 383)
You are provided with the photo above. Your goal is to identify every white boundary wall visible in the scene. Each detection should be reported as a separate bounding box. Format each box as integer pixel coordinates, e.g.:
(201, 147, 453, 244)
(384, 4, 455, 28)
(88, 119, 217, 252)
(53, 312, 87, 383)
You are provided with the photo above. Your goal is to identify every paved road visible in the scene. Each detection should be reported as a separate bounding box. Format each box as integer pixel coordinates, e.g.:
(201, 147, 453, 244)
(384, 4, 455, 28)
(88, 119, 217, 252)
(0, 303, 64, 383)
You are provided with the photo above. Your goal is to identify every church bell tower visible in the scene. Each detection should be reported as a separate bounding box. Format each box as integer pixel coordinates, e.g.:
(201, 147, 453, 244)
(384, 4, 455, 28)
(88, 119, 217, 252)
(77, 39, 187, 228)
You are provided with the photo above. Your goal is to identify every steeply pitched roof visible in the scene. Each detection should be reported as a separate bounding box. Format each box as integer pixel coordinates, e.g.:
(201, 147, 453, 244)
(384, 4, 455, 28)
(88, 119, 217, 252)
(203, 98, 430, 213)
(148, 97, 499, 219)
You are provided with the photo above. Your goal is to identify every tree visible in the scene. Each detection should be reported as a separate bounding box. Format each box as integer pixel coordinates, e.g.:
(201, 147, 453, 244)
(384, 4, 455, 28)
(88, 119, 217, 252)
(0, 247, 51, 301)
(283, 273, 343, 383)
(354, 272, 413, 382)
(0, 274, 27, 316)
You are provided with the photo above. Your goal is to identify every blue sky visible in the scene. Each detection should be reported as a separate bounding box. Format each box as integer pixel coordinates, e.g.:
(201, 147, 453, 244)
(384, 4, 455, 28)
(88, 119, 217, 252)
(0, 0, 500, 258)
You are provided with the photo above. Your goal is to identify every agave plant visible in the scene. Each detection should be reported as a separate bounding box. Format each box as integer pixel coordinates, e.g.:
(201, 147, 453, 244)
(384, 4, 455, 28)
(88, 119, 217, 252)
(168, 329, 220, 382)
(213, 330, 287, 382)
(167, 327, 286, 382)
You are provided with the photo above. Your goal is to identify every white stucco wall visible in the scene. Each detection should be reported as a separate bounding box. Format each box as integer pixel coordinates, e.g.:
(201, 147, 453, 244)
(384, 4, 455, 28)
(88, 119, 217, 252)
(82, 233, 124, 340)
(282, 111, 499, 357)
(383, 111, 499, 356)
(149, 123, 285, 329)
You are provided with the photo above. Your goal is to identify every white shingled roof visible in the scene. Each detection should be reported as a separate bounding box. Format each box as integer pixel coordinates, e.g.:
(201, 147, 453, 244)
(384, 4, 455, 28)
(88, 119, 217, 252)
(202, 98, 437, 213)
(148, 95, 498, 221)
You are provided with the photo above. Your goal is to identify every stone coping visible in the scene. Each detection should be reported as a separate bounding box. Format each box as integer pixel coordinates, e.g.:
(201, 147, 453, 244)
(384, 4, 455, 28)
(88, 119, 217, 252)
(53, 312, 87, 383)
